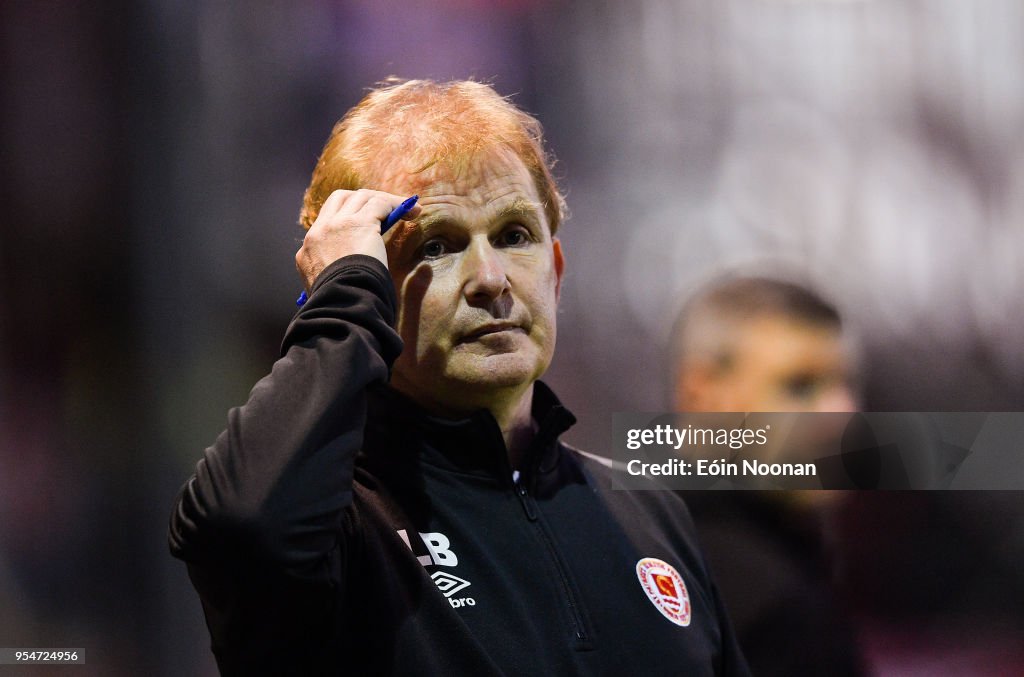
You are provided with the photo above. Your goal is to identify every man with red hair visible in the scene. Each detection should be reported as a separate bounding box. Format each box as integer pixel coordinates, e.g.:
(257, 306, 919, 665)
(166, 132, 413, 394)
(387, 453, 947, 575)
(170, 79, 748, 675)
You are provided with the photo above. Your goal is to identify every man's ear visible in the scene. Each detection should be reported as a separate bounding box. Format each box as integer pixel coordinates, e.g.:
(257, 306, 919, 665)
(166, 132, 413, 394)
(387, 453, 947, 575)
(552, 237, 565, 300)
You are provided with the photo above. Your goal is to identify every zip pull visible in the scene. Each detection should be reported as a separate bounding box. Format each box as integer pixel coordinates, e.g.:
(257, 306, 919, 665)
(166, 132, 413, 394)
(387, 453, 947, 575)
(513, 471, 538, 522)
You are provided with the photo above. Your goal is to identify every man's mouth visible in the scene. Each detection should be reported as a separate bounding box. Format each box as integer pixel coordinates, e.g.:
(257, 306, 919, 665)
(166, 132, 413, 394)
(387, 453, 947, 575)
(459, 322, 524, 342)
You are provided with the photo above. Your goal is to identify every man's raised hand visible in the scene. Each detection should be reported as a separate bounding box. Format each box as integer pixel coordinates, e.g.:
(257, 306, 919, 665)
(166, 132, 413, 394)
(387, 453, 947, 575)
(296, 189, 421, 291)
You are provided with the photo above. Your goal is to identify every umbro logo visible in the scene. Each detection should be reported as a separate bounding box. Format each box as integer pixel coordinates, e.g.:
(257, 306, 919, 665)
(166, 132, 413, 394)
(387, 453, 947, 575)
(397, 529, 477, 609)
(431, 571, 471, 598)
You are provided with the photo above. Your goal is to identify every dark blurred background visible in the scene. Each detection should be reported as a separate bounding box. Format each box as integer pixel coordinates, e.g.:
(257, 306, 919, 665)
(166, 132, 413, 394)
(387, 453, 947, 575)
(2, 1, 1023, 674)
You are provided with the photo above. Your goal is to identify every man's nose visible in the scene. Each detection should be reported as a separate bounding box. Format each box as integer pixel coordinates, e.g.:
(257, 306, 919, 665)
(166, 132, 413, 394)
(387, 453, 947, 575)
(461, 239, 510, 306)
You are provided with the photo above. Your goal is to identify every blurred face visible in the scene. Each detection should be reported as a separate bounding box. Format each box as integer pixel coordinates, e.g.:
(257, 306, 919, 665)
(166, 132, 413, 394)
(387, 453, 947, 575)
(382, 149, 564, 416)
(678, 315, 857, 413)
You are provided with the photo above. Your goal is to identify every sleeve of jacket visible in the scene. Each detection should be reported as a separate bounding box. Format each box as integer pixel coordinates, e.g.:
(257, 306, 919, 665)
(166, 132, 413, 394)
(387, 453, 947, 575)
(671, 493, 752, 677)
(711, 576, 753, 677)
(168, 253, 402, 573)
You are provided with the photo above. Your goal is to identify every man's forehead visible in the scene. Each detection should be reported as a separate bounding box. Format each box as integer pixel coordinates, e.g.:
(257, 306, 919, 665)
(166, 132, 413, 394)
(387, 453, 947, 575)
(375, 144, 531, 194)
(385, 150, 547, 233)
(414, 196, 544, 229)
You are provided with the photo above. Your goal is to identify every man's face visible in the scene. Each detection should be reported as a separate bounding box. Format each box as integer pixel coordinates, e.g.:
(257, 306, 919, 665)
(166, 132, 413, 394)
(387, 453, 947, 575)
(679, 315, 857, 413)
(382, 149, 564, 415)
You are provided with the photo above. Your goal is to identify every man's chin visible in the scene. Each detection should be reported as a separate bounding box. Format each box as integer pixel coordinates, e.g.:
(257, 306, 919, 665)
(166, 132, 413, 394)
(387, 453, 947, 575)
(446, 368, 536, 391)
(442, 354, 547, 391)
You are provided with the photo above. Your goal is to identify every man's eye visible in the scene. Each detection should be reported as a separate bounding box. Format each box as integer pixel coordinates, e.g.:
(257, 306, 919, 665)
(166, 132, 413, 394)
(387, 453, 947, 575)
(784, 375, 819, 400)
(500, 228, 528, 247)
(422, 240, 447, 258)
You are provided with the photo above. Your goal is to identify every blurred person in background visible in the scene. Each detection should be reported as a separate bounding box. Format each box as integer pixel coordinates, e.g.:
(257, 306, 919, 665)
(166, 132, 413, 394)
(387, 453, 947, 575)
(671, 274, 867, 677)
(671, 276, 858, 415)
(169, 79, 748, 675)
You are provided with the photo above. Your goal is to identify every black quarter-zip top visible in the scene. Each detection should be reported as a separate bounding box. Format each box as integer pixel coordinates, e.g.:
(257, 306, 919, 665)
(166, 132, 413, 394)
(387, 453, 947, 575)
(170, 256, 750, 676)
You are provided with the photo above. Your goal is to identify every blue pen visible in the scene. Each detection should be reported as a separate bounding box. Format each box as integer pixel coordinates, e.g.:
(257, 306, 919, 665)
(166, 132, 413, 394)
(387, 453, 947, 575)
(380, 194, 420, 234)
(296, 195, 419, 306)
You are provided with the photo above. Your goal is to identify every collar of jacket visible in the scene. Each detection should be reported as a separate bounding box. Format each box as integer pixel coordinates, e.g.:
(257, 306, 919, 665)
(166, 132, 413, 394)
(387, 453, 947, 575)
(365, 381, 577, 484)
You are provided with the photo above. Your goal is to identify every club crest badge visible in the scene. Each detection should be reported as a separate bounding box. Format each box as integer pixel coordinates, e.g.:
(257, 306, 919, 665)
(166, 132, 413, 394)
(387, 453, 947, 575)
(635, 557, 691, 627)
